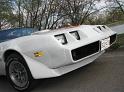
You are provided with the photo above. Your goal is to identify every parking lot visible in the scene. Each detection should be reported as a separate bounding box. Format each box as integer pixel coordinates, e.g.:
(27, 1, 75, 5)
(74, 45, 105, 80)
(0, 47, 124, 92)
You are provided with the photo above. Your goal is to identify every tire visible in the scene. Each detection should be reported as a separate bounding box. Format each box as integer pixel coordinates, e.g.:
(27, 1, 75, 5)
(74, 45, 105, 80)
(5, 53, 33, 92)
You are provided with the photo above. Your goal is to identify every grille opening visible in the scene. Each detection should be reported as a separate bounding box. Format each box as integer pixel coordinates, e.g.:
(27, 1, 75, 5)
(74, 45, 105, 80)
(71, 41, 100, 61)
(110, 34, 116, 44)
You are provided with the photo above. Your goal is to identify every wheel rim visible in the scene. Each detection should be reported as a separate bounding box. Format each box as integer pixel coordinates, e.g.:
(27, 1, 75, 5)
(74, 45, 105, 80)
(9, 60, 28, 88)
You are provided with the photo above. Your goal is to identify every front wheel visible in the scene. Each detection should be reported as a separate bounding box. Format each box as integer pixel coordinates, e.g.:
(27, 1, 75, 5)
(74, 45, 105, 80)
(6, 53, 33, 91)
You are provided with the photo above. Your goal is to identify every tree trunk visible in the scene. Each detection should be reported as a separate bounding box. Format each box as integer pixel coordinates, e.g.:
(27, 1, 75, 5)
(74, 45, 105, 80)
(18, 1, 21, 27)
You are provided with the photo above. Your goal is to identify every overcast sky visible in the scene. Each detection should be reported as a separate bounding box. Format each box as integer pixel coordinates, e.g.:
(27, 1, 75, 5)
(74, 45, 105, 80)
(96, 0, 106, 9)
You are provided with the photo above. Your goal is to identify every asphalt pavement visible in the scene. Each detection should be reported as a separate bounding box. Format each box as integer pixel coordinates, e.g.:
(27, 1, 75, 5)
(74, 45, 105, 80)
(0, 47, 124, 92)
(111, 24, 124, 34)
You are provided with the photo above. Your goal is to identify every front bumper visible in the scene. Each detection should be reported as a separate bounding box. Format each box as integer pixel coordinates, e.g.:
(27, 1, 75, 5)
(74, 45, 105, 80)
(25, 50, 105, 79)
(53, 50, 105, 76)
(24, 34, 116, 79)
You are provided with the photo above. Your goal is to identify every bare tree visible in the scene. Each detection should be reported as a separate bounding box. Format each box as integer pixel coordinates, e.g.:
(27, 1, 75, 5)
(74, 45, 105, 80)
(115, 0, 124, 14)
(0, 0, 13, 30)
(106, 0, 124, 14)
(55, 0, 101, 26)
(3, 0, 108, 30)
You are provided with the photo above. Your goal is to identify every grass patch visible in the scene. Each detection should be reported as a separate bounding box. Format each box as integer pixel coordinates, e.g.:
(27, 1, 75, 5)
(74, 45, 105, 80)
(117, 33, 124, 46)
(110, 33, 124, 50)
(107, 21, 124, 27)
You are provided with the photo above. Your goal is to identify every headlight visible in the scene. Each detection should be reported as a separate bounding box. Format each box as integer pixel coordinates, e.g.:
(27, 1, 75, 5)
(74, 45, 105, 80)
(102, 25, 106, 29)
(97, 26, 102, 30)
(70, 31, 80, 40)
(55, 34, 67, 45)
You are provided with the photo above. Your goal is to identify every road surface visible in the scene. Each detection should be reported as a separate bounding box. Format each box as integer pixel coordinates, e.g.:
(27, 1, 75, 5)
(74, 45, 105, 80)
(111, 24, 124, 34)
(0, 47, 124, 92)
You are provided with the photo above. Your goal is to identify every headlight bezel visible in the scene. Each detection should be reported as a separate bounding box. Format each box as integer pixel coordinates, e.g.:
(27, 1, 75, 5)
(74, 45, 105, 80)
(55, 34, 68, 45)
(70, 31, 80, 40)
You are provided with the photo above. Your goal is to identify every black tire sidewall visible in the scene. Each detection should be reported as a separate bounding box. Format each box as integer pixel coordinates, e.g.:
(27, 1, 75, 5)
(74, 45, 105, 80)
(5, 53, 33, 91)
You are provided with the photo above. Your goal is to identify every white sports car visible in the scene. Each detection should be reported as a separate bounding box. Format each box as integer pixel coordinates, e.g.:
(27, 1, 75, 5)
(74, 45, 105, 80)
(0, 25, 116, 91)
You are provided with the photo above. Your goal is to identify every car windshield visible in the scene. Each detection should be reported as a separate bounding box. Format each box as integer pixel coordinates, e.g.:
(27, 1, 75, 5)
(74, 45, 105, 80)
(0, 28, 37, 42)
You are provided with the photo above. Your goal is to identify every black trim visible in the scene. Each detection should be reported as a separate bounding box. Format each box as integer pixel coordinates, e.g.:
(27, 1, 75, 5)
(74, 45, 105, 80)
(71, 41, 100, 61)
(110, 34, 117, 44)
